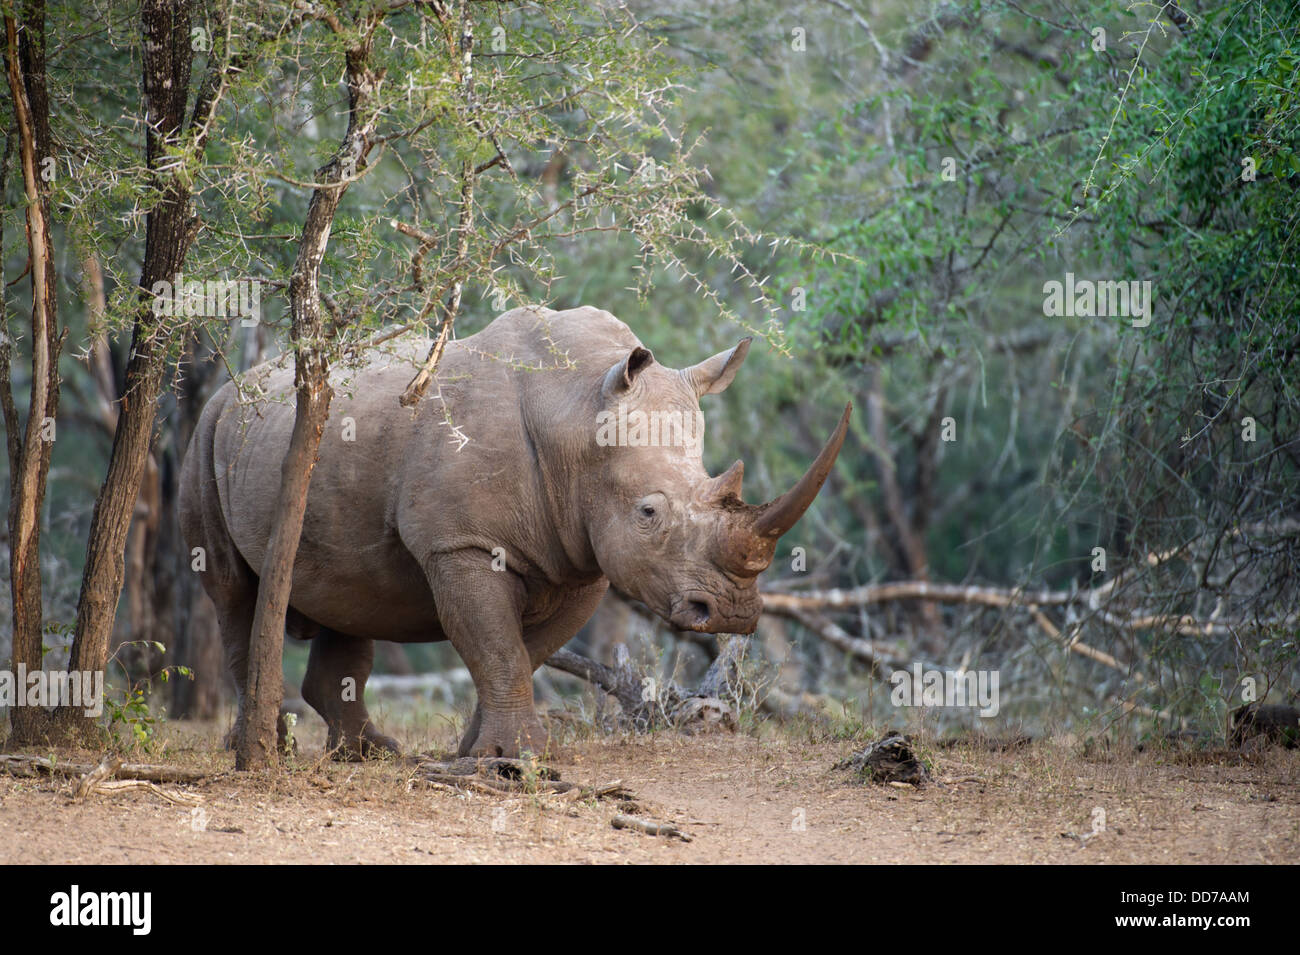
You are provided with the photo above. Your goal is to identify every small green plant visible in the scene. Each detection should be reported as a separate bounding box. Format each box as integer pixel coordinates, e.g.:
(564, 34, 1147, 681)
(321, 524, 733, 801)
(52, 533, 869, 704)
(104, 641, 193, 751)
(518, 751, 544, 798)
(104, 685, 154, 748)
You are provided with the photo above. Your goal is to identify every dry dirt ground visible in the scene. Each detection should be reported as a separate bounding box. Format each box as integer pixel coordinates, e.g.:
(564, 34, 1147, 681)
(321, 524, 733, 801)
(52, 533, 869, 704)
(2, 719, 1297, 864)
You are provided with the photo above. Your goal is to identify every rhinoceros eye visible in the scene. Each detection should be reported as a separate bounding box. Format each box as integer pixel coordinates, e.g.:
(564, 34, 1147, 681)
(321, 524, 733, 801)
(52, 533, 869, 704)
(637, 493, 666, 521)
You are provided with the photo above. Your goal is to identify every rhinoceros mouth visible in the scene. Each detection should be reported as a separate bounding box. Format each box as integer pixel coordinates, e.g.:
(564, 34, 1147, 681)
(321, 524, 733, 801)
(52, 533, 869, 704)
(668, 592, 760, 634)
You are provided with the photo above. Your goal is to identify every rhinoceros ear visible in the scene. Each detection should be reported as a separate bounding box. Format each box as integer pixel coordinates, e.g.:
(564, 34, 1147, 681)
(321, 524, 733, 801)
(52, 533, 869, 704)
(685, 338, 752, 397)
(602, 346, 655, 395)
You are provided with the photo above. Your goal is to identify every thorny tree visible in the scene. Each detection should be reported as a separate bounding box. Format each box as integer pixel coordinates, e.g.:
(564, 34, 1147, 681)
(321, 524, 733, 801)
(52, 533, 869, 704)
(231, 0, 807, 767)
(3, 0, 805, 759)
(1, 1, 62, 744)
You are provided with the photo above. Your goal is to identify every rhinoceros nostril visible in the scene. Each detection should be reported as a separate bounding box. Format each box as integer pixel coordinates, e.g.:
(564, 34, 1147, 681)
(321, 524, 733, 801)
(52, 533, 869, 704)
(688, 600, 711, 625)
(669, 596, 717, 632)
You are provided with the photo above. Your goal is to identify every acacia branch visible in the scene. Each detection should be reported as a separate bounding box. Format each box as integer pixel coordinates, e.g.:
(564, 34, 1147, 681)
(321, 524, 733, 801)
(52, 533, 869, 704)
(401, 4, 477, 409)
(761, 580, 1295, 637)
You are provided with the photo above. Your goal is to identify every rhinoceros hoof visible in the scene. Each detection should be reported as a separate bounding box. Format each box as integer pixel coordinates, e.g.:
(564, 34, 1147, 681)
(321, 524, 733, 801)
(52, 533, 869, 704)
(328, 726, 402, 762)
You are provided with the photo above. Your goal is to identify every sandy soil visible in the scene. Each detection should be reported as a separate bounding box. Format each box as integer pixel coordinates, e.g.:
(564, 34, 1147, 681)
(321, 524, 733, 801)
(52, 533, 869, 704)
(2, 718, 1297, 864)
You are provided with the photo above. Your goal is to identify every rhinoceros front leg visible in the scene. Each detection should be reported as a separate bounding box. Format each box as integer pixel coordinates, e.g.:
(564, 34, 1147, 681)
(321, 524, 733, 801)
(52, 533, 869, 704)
(427, 553, 545, 759)
(301, 629, 401, 761)
(459, 580, 609, 757)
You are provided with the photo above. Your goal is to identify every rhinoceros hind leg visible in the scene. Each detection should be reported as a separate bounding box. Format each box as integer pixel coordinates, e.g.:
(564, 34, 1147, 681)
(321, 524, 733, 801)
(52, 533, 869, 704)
(301, 628, 401, 761)
(206, 564, 268, 757)
(212, 582, 301, 756)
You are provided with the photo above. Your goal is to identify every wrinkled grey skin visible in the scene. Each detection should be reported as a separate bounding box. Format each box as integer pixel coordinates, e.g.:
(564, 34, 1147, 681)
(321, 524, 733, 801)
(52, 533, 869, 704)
(179, 306, 849, 759)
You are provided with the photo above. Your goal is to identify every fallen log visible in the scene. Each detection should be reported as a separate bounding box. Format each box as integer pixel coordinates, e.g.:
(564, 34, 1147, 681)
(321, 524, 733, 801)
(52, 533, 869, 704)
(545, 641, 741, 733)
(761, 579, 1296, 637)
(1230, 703, 1300, 749)
(762, 581, 1075, 612)
(82, 779, 204, 806)
(0, 754, 213, 784)
(546, 646, 649, 718)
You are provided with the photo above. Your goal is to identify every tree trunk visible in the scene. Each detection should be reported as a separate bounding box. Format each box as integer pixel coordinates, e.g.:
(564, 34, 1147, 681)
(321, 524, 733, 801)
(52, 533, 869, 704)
(56, 0, 197, 743)
(865, 364, 940, 637)
(85, 247, 209, 714)
(3, 5, 63, 745)
(236, 374, 331, 769)
(235, 9, 385, 769)
(118, 452, 160, 669)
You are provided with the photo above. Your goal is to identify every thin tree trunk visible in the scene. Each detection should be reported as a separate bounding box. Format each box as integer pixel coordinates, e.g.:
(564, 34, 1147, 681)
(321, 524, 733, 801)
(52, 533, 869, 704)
(865, 366, 927, 577)
(57, 0, 198, 743)
(236, 8, 386, 769)
(83, 250, 163, 684)
(237, 372, 331, 769)
(865, 364, 939, 635)
(3, 6, 62, 745)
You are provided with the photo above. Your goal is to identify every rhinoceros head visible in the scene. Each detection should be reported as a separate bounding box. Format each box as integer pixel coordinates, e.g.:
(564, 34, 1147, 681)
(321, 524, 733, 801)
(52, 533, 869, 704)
(586, 338, 851, 634)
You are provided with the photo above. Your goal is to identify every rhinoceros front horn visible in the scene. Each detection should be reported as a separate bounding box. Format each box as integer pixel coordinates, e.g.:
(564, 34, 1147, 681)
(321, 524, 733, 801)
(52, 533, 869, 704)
(752, 403, 852, 539)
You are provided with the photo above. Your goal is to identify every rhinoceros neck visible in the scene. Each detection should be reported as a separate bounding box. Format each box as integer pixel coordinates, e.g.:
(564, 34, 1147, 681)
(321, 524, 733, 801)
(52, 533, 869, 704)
(515, 362, 614, 584)
(398, 305, 638, 587)
(506, 307, 647, 584)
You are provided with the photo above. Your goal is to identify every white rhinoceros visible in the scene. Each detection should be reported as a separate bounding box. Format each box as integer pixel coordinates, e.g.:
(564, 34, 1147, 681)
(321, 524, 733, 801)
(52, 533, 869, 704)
(179, 305, 849, 758)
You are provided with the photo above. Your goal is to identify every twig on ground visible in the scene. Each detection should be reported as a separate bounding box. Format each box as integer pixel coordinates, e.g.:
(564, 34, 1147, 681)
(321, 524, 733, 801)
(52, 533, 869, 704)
(611, 813, 692, 841)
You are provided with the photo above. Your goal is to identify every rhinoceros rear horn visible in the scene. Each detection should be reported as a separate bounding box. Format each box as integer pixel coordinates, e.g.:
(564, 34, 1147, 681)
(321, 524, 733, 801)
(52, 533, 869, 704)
(753, 403, 852, 539)
(701, 459, 744, 502)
